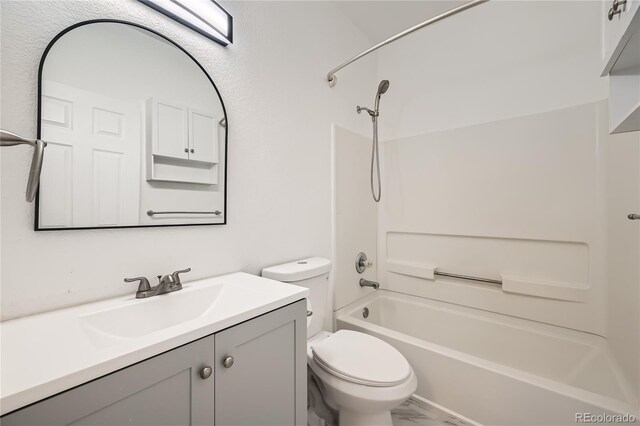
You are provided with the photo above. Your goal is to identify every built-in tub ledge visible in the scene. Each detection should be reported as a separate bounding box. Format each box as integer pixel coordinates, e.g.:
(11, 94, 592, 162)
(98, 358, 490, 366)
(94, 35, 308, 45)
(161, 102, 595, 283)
(386, 260, 588, 303)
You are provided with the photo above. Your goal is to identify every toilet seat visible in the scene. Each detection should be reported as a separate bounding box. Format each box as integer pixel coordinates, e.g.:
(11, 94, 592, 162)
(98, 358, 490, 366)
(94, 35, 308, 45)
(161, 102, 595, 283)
(311, 330, 411, 387)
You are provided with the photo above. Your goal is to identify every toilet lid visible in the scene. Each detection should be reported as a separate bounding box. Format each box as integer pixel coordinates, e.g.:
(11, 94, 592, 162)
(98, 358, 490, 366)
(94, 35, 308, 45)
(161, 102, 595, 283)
(311, 330, 411, 387)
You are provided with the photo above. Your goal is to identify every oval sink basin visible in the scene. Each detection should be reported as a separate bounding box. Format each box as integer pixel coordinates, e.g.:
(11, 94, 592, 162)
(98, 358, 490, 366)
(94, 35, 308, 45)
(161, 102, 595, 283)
(80, 284, 224, 340)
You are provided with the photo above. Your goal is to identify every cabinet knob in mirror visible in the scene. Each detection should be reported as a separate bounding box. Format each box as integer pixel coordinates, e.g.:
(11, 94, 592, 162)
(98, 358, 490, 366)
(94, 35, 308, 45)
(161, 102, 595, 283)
(190, 149, 194, 153)
(200, 366, 212, 379)
(223, 356, 234, 368)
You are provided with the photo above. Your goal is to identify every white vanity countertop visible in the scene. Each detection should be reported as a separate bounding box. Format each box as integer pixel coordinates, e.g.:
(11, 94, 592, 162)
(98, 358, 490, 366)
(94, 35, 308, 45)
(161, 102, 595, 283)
(0, 272, 308, 415)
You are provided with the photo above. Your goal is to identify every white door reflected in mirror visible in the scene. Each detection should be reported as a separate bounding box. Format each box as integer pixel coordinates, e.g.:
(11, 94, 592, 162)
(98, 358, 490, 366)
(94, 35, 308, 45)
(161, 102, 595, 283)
(37, 21, 227, 230)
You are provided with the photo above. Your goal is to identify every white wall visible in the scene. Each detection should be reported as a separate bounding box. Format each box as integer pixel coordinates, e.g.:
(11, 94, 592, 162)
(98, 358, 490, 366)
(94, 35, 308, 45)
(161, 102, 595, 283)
(605, 129, 640, 403)
(43, 23, 218, 112)
(376, 0, 607, 139)
(0, 0, 376, 320)
(332, 125, 377, 312)
(381, 101, 609, 333)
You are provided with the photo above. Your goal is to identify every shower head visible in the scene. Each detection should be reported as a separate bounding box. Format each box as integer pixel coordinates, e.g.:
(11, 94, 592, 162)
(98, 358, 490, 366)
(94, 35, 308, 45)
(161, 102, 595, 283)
(377, 80, 390, 95)
(374, 80, 390, 112)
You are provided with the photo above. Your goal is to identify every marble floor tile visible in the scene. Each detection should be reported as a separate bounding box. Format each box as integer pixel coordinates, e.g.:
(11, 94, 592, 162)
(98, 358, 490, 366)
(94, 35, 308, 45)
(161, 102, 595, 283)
(391, 398, 476, 426)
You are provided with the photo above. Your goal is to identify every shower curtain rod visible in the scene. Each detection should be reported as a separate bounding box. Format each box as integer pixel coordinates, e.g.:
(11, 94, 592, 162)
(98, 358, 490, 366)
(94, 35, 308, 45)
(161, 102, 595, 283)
(326, 0, 489, 87)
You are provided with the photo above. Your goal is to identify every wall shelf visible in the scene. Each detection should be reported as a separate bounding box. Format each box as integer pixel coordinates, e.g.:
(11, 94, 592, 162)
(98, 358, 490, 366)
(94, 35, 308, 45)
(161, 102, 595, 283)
(152, 153, 216, 166)
(147, 155, 218, 185)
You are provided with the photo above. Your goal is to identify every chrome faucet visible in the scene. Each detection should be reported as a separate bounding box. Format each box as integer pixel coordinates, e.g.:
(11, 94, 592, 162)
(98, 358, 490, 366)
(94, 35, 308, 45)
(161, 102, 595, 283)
(359, 278, 380, 289)
(125, 268, 191, 299)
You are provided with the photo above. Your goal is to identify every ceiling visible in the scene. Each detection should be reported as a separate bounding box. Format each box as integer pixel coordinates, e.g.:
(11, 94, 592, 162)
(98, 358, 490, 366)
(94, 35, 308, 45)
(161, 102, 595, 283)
(332, 1, 467, 45)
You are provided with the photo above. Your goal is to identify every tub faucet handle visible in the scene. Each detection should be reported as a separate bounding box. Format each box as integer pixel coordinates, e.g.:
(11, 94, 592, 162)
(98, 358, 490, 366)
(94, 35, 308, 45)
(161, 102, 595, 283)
(355, 252, 373, 274)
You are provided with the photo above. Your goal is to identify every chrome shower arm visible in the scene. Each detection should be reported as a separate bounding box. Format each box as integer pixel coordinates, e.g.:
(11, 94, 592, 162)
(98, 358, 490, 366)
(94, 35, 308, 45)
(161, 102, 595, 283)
(1, 129, 47, 202)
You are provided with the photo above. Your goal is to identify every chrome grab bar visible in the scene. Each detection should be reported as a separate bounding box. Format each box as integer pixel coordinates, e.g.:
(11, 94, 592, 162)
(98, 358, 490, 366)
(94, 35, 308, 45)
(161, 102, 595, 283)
(147, 210, 222, 216)
(434, 270, 502, 285)
(0, 129, 47, 202)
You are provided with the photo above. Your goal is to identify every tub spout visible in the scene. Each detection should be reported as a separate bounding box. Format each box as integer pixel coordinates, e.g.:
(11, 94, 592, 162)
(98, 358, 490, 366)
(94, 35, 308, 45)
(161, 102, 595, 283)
(359, 278, 379, 289)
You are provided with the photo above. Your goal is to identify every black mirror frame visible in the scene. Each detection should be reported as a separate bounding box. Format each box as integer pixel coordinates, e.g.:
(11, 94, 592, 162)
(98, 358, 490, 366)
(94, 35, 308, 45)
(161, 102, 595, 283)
(35, 19, 228, 231)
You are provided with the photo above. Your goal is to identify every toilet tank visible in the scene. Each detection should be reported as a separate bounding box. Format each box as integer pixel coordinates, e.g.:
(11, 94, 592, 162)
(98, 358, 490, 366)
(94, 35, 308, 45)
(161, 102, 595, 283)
(262, 257, 331, 338)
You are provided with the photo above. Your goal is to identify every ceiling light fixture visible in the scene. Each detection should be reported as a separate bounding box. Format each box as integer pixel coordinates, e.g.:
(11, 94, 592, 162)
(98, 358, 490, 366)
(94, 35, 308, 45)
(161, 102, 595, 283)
(139, 0, 233, 46)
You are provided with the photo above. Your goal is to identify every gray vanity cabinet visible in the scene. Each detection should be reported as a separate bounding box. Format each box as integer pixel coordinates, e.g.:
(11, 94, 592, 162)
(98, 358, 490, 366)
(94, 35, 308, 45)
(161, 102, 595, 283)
(214, 300, 307, 426)
(1, 336, 215, 426)
(1, 300, 306, 426)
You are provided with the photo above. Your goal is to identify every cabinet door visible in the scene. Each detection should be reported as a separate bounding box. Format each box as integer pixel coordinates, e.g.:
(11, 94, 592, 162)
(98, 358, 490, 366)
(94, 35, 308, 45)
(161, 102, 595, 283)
(153, 99, 188, 159)
(189, 109, 218, 163)
(603, 0, 639, 65)
(2, 336, 215, 426)
(214, 300, 307, 426)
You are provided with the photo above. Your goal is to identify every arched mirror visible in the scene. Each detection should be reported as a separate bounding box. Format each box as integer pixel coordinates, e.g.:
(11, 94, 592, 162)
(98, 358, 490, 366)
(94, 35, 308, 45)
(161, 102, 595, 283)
(36, 20, 227, 230)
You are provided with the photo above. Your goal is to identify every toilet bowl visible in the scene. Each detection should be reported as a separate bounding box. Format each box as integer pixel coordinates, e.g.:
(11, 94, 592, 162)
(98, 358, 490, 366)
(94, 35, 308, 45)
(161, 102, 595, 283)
(308, 330, 417, 426)
(262, 257, 417, 426)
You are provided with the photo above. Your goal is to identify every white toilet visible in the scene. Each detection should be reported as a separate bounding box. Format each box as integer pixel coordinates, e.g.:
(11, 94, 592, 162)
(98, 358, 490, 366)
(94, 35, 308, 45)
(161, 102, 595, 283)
(262, 257, 417, 426)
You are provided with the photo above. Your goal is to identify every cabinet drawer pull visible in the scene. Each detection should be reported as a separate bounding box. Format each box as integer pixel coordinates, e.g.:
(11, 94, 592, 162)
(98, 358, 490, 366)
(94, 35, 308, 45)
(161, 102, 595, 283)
(223, 356, 234, 368)
(200, 366, 212, 379)
(184, 148, 189, 153)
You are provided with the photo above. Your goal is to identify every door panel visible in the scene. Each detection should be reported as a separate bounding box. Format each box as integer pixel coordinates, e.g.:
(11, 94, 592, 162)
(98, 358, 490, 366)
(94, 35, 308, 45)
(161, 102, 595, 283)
(92, 150, 123, 226)
(189, 109, 217, 163)
(215, 300, 306, 426)
(38, 141, 73, 227)
(40, 81, 141, 228)
(154, 100, 188, 160)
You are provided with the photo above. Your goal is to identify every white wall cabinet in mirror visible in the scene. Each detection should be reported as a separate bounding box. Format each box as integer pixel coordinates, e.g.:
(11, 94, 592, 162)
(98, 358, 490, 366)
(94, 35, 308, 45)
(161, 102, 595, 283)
(36, 20, 228, 230)
(146, 99, 221, 185)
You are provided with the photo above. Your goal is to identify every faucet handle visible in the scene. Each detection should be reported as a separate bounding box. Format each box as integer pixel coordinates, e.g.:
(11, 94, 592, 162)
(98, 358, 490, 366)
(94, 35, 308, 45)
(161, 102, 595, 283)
(171, 268, 191, 285)
(124, 277, 151, 292)
(355, 252, 373, 274)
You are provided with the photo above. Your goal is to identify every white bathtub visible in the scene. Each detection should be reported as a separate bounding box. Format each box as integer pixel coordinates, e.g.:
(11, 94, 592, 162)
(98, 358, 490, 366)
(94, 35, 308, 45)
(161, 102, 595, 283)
(336, 290, 638, 425)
